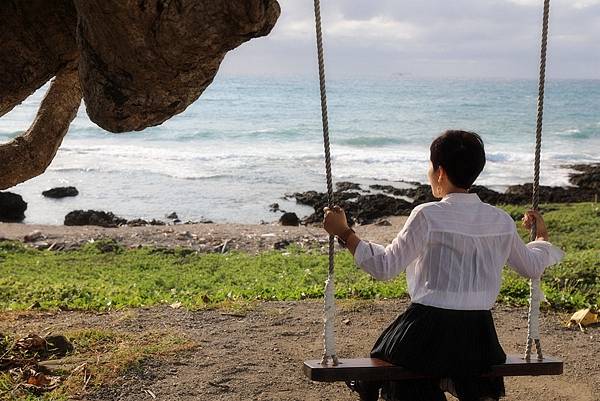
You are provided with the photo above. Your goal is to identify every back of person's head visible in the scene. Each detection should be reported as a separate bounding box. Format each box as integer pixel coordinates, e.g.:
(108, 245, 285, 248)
(430, 130, 486, 189)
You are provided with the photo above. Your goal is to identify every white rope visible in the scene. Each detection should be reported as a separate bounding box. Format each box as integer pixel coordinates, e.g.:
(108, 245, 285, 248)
(313, 0, 338, 366)
(525, 0, 550, 361)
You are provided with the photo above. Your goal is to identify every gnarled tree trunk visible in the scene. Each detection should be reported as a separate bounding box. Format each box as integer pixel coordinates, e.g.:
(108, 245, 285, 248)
(0, 63, 82, 189)
(75, 0, 280, 132)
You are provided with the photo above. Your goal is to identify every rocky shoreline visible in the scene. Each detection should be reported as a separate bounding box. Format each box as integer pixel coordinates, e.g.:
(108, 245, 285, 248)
(287, 163, 599, 225)
(0, 163, 598, 228)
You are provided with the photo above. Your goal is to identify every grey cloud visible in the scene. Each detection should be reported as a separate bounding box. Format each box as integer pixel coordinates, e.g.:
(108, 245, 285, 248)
(220, 0, 599, 79)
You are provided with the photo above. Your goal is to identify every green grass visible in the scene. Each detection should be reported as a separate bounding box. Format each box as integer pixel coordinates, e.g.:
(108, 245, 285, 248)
(0, 203, 598, 312)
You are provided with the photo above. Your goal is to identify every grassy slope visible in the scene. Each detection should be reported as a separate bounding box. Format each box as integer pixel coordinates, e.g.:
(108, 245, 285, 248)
(1, 203, 598, 311)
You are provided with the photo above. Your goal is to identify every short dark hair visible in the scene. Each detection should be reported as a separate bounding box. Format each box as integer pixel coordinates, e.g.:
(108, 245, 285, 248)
(430, 130, 486, 189)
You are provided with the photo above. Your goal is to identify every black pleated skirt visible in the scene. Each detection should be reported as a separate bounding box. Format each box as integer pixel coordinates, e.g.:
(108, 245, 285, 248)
(363, 303, 506, 401)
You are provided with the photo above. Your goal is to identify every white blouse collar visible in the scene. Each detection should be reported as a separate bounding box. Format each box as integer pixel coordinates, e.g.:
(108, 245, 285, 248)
(441, 192, 481, 203)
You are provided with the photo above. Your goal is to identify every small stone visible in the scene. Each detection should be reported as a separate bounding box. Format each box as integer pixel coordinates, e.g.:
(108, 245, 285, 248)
(166, 212, 178, 219)
(375, 219, 392, 226)
(279, 212, 300, 226)
(24, 230, 44, 242)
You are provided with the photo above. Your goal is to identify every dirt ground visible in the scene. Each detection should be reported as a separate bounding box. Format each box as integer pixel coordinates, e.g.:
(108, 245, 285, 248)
(1, 300, 598, 401)
(0, 216, 408, 253)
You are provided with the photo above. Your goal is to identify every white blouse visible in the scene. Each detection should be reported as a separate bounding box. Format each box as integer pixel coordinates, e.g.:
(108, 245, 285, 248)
(354, 192, 565, 310)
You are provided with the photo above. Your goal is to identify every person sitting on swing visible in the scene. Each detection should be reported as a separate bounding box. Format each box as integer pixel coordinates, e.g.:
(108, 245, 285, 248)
(323, 130, 565, 401)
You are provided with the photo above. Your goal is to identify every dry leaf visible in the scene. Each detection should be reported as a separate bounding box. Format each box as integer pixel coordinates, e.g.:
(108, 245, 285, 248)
(16, 334, 46, 352)
(27, 372, 50, 386)
(567, 308, 599, 331)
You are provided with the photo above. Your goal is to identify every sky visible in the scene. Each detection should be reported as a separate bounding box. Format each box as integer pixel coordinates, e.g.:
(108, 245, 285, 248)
(219, 0, 600, 79)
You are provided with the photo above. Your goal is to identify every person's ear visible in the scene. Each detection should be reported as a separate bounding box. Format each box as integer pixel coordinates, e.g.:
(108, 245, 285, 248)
(437, 166, 445, 184)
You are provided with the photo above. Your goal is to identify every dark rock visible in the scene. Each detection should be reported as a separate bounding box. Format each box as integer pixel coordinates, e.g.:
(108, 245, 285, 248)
(567, 163, 600, 190)
(42, 186, 79, 198)
(269, 203, 281, 212)
(505, 183, 596, 204)
(336, 182, 361, 192)
(469, 185, 511, 204)
(149, 219, 166, 226)
(173, 218, 182, 224)
(127, 218, 148, 227)
(279, 212, 300, 226)
(352, 194, 412, 223)
(404, 185, 436, 204)
(371, 184, 436, 204)
(274, 239, 291, 250)
(374, 219, 392, 226)
(298, 190, 411, 225)
(370, 184, 403, 196)
(0, 191, 27, 222)
(166, 212, 178, 219)
(293, 190, 359, 209)
(64, 210, 127, 227)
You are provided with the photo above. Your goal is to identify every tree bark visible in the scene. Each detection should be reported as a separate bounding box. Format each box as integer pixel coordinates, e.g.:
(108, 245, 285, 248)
(74, 0, 280, 132)
(0, 64, 82, 190)
(0, 0, 78, 117)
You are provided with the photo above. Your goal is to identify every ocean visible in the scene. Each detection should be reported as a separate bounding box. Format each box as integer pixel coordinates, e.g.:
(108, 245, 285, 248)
(1, 76, 599, 225)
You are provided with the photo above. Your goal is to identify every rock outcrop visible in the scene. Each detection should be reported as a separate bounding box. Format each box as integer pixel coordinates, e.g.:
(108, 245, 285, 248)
(0, 192, 27, 222)
(290, 163, 600, 225)
(42, 186, 79, 198)
(64, 210, 127, 227)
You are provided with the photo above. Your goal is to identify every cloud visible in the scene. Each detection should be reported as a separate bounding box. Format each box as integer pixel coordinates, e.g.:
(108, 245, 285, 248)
(507, 0, 600, 8)
(327, 16, 420, 42)
(276, 15, 419, 44)
(219, 0, 600, 79)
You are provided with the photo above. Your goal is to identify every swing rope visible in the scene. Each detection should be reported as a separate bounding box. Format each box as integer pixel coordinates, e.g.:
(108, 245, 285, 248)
(313, 0, 338, 366)
(525, 0, 550, 362)
(313, 0, 551, 367)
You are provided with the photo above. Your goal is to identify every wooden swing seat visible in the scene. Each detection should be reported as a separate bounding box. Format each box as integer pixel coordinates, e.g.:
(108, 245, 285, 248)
(303, 355, 563, 382)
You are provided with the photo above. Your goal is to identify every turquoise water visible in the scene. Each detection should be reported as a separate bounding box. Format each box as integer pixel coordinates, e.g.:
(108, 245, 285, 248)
(1, 77, 599, 224)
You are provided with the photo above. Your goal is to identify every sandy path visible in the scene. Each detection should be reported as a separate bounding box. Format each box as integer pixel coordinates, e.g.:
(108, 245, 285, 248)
(2, 301, 598, 401)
